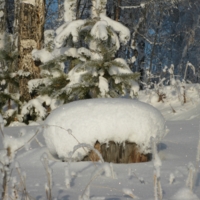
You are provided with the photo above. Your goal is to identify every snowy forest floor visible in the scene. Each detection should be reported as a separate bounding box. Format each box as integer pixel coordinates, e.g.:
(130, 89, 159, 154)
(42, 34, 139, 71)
(1, 97, 200, 200)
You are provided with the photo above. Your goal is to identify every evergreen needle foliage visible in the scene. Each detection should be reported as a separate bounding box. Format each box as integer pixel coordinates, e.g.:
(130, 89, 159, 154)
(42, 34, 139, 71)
(28, 0, 139, 122)
(0, 48, 20, 125)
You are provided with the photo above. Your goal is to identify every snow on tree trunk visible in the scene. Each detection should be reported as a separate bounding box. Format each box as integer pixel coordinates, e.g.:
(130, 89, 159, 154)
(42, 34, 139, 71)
(114, 0, 121, 21)
(18, 0, 45, 102)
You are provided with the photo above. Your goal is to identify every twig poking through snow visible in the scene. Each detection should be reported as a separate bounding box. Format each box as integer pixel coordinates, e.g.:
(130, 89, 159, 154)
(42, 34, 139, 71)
(151, 138, 163, 200)
(41, 154, 53, 200)
(196, 123, 200, 165)
(186, 162, 195, 192)
(79, 185, 90, 200)
(69, 143, 104, 163)
(15, 163, 32, 199)
(169, 173, 175, 185)
(65, 163, 71, 189)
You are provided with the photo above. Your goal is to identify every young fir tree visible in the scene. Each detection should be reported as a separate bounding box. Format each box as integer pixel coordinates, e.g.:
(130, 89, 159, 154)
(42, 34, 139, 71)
(0, 1, 20, 125)
(29, 0, 139, 121)
(0, 54, 21, 125)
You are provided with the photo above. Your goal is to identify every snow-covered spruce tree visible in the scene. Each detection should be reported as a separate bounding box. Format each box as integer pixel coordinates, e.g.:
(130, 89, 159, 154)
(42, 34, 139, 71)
(0, 1, 20, 125)
(30, 0, 139, 120)
(20, 29, 66, 123)
(0, 47, 20, 125)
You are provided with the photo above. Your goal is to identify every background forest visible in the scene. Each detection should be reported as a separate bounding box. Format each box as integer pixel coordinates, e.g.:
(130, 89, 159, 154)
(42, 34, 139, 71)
(44, 0, 200, 81)
(0, 0, 200, 125)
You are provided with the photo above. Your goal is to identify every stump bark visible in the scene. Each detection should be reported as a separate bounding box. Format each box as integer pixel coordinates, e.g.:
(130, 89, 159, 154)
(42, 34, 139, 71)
(83, 141, 151, 163)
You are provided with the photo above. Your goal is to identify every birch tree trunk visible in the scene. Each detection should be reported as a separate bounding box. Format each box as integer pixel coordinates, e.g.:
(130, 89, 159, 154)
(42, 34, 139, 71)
(18, 0, 45, 102)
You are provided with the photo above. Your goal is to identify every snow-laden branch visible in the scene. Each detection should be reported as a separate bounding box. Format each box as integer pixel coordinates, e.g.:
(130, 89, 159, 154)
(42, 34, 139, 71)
(32, 46, 69, 63)
(99, 76, 109, 97)
(91, 21, 108, 41)
(56, 22, 70, 35)
(100, 14, 130, 44)
(21, 99, 47, 119)
(77, 48, 91, 57)
(54, 20, 86, 48)
(111, 32, 120, 50)
(108, 58, 132, 76)
(119, 3, 145, 10)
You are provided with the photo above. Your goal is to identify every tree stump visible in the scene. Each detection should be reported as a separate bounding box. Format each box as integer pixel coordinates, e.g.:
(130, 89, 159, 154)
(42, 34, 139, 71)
(83, 141, 151, 163)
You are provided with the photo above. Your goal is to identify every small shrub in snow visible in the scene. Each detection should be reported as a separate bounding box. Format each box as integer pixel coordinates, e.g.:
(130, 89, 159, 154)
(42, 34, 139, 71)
(31, 0, 139, 106)
(0, 38, 20, 126)
(139, 64, 200, 107)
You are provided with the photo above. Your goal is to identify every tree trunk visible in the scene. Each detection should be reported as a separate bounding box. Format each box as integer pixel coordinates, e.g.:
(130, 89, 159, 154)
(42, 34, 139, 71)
(18, 0, 45, 102)
(83, 141, 151, 163)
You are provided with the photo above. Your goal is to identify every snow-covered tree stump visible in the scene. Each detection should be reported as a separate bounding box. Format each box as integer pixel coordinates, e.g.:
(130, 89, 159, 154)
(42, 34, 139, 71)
(43, 98, 167, 163)
(83, 141, 151, 163)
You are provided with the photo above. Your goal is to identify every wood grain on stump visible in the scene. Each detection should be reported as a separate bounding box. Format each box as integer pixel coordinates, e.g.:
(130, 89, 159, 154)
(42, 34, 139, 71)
(83, 141, 151, 163)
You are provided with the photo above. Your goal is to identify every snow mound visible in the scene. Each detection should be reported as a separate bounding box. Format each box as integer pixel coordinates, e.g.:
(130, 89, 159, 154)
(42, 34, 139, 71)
(43, 98, 167, 161)
(170, 187, 200, 200)
(9, 121, 26, 127)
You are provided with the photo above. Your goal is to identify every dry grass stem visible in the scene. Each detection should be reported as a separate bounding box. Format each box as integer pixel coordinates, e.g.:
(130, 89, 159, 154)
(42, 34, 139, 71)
(41, 155, 53, 200)
(45, 125, 89, 159)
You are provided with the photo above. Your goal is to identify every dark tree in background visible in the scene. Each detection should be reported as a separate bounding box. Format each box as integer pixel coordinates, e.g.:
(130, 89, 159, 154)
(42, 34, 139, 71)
(117, 0, 200, 83)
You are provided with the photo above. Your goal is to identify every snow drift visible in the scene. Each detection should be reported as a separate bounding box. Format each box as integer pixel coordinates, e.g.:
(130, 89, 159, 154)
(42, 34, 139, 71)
(43, 98, 167, 161)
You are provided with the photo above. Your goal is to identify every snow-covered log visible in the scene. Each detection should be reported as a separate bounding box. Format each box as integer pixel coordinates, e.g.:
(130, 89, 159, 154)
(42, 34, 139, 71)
(43, 98, 167, 162)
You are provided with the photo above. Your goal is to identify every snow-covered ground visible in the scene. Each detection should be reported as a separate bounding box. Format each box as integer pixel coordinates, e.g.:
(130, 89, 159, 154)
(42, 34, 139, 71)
(1, 94, 200, 200)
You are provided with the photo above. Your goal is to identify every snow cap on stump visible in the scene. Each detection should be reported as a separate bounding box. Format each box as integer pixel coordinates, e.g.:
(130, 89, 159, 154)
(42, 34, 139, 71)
(43, 98, 167, 161)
